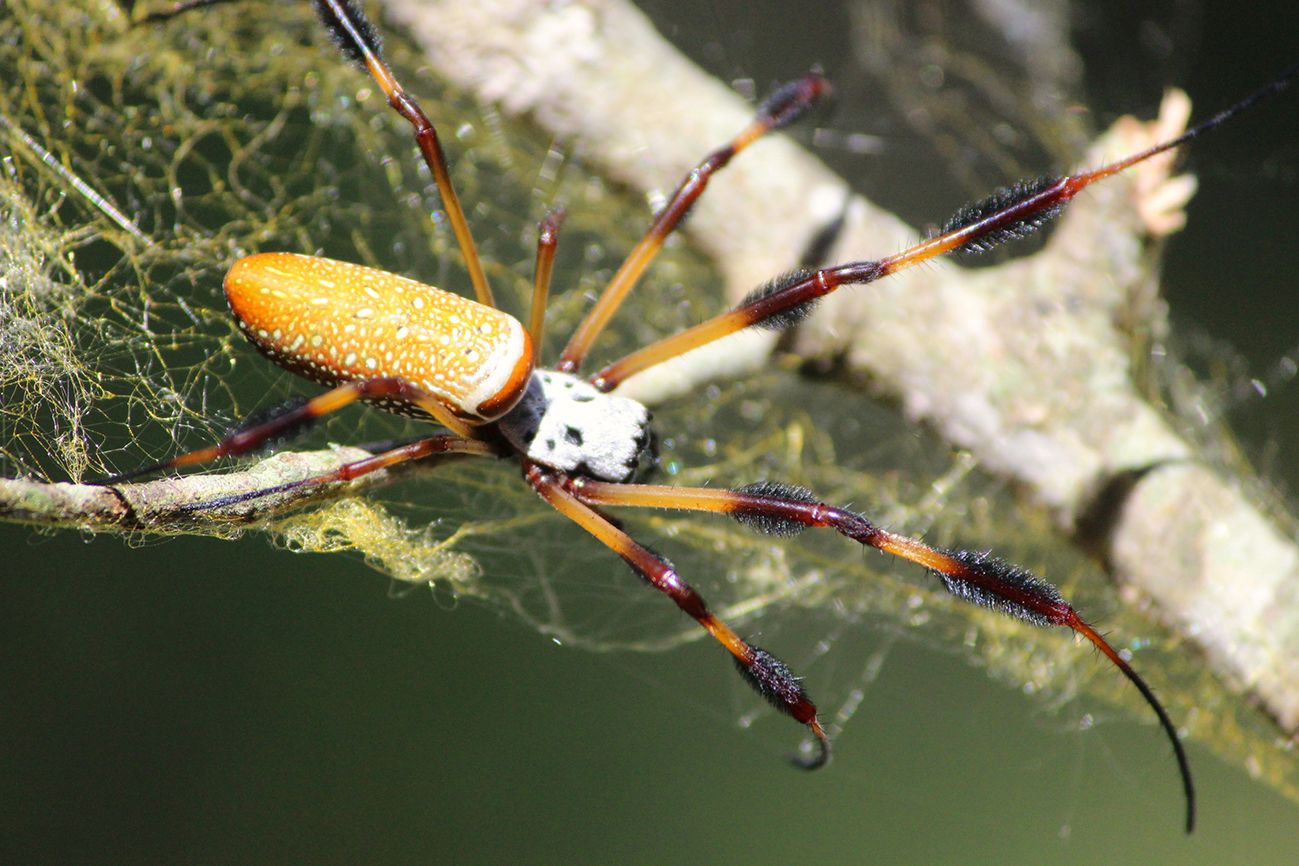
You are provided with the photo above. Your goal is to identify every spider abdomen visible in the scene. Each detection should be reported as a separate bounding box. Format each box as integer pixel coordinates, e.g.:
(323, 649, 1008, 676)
(224, 253, 534, 421)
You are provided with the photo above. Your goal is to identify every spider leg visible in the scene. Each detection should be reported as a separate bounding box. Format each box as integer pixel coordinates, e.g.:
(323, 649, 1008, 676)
(177, 433, 495, 512)
(139, 0, 496, 307)
(590, 64, 1299, 392)
(97, 376, 486, 484)
(528, 208, 566, 351)
(314, 0, 495, 307)
(557, 72, 829, 373)
(526, 463, 830, 770)
(569, 476, 1196, 833)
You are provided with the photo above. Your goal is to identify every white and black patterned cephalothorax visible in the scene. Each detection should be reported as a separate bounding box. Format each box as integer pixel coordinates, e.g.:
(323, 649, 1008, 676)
(498, 370, 651, 483)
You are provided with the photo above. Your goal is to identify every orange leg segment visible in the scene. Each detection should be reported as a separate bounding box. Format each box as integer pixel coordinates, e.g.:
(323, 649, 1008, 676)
(529, 208, 566, 352)
(557, 73, 829, 373)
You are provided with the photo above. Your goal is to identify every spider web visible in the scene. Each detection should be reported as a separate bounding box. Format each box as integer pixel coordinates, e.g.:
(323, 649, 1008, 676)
(3, 0, 1297, 808)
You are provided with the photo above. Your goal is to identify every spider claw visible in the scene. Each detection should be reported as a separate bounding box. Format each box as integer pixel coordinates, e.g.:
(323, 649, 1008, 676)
(790, 721, 832, 771)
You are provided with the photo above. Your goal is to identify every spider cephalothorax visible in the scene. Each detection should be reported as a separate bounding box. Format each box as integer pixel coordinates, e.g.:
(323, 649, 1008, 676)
(498, 371, 652, 484)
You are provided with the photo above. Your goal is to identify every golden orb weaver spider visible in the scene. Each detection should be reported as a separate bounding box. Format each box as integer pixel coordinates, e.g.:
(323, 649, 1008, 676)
(109, 0, 1299, 834)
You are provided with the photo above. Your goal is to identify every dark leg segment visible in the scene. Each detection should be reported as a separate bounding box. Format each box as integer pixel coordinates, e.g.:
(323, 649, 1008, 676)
(527, 464, 830, 769)
(98, 377, 484, 484)
(178, 433, 495, 512)
(569, 477, 1195, 833)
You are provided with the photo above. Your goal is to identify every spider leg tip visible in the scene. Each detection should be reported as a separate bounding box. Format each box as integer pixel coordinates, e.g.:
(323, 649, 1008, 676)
(790, 722, 832, 771)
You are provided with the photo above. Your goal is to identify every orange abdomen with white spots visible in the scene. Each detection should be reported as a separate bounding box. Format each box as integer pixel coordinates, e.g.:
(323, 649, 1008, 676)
(224, 253, 534, 421)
